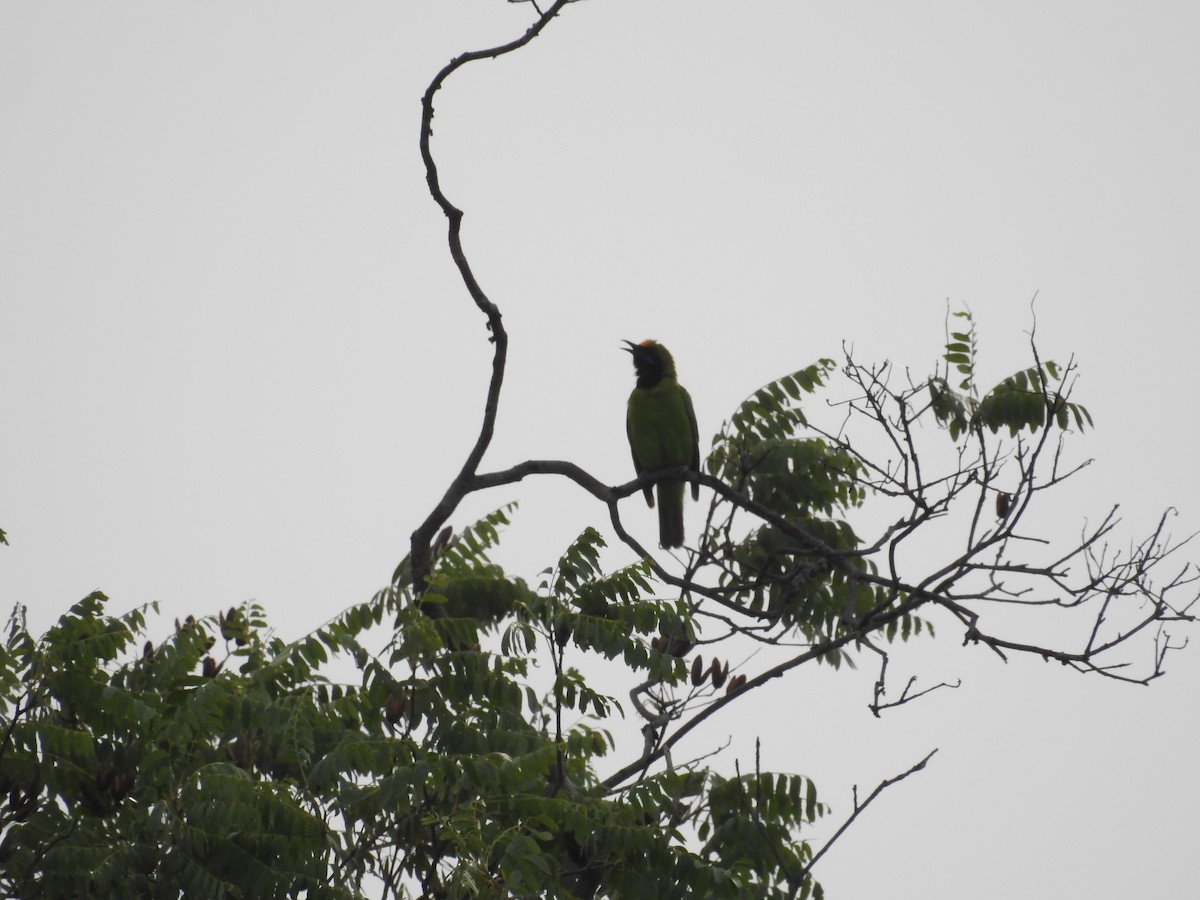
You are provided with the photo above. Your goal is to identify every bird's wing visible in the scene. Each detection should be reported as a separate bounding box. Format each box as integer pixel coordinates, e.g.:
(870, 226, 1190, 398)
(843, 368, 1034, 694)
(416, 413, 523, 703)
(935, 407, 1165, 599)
(626, 402, 655, 506)
(681, 385, 701, 500)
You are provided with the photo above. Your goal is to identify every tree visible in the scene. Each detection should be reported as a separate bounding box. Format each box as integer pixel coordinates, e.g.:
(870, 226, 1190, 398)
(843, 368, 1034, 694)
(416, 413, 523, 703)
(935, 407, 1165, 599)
(1, 3, 1196, 898)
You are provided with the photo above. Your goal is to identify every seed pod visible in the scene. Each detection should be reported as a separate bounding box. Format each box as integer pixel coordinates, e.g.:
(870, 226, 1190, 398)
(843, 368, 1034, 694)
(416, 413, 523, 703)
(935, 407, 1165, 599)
(710, 659, 728, 689)
(385, 694, 408, 724)
(691, 655, 705, 686)
(996, 491, 1012, 518)
(726, 673, 748, 695)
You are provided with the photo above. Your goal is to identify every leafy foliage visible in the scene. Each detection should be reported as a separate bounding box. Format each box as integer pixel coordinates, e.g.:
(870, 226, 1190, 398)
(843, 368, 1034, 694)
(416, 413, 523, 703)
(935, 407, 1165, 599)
(2, 314, 1192, 899)
(0, 595, 340, 899)
(929, 310, 1093, 440)
(0, 495, 834, 899)
(698, 360, 928, 661)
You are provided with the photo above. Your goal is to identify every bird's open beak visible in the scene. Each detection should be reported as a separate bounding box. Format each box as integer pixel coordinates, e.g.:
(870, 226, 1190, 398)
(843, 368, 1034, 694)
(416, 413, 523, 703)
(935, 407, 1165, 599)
(621, 339, 637, 354)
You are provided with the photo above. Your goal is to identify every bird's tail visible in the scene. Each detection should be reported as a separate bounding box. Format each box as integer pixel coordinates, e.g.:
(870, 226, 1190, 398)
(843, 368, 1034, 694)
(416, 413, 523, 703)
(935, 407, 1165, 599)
(657, 481, 686, 549)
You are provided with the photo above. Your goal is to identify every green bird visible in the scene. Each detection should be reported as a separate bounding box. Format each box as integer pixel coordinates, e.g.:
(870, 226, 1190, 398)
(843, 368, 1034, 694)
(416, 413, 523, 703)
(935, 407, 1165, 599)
(623, 339, 700, 548)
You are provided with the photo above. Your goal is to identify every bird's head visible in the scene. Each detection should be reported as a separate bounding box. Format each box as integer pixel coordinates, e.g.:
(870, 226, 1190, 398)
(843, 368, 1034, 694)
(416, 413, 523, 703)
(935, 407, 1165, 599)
(622, 339, 677, 387)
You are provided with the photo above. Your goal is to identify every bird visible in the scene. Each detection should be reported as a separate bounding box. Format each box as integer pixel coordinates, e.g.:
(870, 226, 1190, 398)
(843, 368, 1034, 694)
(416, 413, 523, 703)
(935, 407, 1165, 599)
(623, 339, 700, 548)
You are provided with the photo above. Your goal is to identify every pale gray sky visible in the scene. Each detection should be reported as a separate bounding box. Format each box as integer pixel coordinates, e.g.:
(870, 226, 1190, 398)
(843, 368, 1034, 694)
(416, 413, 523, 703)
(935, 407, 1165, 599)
(2, 2, 1198, 898)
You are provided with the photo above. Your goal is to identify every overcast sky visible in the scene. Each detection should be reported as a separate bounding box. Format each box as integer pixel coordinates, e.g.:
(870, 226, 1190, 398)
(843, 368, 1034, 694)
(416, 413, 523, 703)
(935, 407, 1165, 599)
(3, 2, 1198, 898)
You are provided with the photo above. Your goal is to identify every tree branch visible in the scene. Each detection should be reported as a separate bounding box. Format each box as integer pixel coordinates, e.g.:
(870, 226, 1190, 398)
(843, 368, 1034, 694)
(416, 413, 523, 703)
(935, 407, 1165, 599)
(410, 1, 574, 594)
(789, 749, 938, 896)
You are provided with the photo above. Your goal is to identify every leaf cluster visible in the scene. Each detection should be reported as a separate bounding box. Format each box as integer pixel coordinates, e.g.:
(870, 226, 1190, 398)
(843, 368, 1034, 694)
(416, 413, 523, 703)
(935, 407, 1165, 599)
(700, 361, 929, 658)
(0, 594, 338, 899)
(930, 310, 1093, 440)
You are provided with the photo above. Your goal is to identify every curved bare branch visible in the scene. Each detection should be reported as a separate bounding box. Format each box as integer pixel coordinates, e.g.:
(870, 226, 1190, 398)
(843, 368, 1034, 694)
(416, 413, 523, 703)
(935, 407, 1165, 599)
(411, 0, 574, 592)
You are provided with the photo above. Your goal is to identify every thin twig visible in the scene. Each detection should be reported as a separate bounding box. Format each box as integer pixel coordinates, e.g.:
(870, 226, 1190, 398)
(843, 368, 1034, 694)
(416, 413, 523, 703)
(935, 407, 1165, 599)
(793, 749, 938, 893)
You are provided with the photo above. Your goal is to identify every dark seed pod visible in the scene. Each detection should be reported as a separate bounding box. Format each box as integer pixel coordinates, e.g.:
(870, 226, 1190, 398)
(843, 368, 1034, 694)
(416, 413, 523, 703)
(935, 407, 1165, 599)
(710, 659, 728, 689)
(726, 673, 748, 695)
(385, 694, 408, 724)
(691, 655, 705, 686)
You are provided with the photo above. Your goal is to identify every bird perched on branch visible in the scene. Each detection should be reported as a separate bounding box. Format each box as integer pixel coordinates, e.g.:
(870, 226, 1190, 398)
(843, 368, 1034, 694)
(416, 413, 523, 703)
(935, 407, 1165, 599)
(623, 339, 700, 548)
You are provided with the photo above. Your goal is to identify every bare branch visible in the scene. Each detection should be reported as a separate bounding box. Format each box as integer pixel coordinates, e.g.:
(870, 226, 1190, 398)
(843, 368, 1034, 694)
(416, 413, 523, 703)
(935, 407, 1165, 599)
(865, 640, 961, 716)
(411, 0, 574, 592)
(789, 749, 938, 897)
